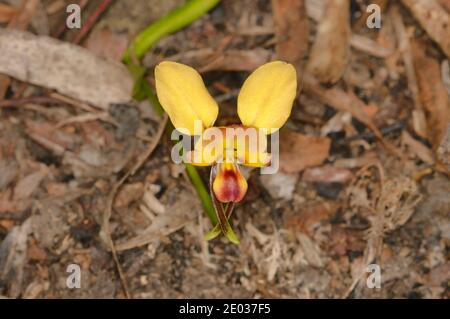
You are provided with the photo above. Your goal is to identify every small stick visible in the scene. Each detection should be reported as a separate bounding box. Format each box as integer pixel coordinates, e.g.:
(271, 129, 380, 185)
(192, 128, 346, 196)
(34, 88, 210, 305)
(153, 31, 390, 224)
(72, 0, 114, 45)
(52, 0, 89, 39)
(102, 114, 168, 299)
(0, 96, 60, 108)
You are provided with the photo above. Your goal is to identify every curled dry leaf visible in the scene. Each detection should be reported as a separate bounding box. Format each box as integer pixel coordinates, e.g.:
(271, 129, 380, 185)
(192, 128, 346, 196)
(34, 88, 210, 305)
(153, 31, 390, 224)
(271, 0, 309, 70)
(306, 0, 350, 83)
(279, 129, 330, 174)
(401, 0, 450, 59)
(412, 42, 450, 150)
(0, 29, 133, 110)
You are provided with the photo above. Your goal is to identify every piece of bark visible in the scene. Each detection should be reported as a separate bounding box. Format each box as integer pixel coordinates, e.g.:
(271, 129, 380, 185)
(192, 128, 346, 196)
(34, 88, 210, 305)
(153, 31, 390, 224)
(271, 0, 309, 70)
(306, 0, 350, 84)
(279, 128, 331, 174)
(401, 0, 450, 59)
(0, 29, 133, 110)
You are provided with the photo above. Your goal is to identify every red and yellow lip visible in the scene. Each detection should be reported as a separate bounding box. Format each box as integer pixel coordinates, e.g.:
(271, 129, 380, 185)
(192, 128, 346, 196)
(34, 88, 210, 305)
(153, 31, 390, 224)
(212, 163, 248, 203)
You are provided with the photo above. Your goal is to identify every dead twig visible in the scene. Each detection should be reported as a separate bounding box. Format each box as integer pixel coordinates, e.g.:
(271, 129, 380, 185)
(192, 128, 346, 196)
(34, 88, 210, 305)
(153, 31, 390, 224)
(52, 0, 89, 39)
(72, 0, 114, 45)
(101, 113, 168, 299)
(0, 96, 60, 108)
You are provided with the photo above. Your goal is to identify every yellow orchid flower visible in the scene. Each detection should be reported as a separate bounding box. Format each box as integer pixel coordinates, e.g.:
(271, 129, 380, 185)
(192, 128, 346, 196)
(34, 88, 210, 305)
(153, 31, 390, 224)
(155, 60, 297, 243)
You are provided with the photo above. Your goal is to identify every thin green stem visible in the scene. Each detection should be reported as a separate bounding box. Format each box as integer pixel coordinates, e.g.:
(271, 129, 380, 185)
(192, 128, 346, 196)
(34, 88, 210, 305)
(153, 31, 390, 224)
(123, 0, 220, 64)
(186, 163, 218, 225)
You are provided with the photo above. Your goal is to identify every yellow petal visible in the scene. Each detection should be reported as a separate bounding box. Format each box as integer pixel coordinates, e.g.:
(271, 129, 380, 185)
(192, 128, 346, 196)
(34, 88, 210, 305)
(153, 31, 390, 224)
(237, 61, 297, 134)
(237, 149, 271, 167)
(184, 127, 224, 166)
(155, 61, 218, 135)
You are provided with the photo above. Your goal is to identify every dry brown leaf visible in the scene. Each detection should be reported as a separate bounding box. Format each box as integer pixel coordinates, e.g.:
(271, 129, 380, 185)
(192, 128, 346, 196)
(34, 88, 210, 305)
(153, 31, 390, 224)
(0, 3, 16, 23)
(0, 29, 133, 110)
(412, 42, 450, 150)
(0, 189, 19, 214)
(0, 160, 18, 191)
(401, 0, 450, 59)
(45, 0, 66, 15)
(27, 240, 47, 262)
(285, 201, 337, 234)
(439, 0, 450, 12)
(199, 49, 272, 73)
(279, 129, 331, 173)
(306, 0, 350, 83)
(13, 167, 48, 200)
(271, 0, 309, 69)
(3, 0, 49, 34)
(85, 27, 129, 62)
(6, 0, 39, 30)
(390, 6, 428, 138)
